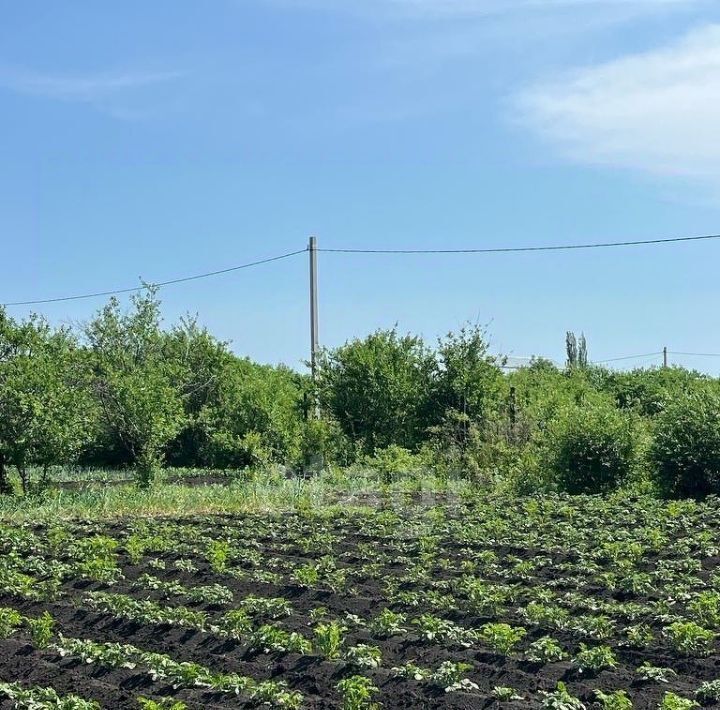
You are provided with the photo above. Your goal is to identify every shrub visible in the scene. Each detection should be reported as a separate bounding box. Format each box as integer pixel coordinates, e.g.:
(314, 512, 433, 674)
(361, 445, 427, 484)
(430, 324, 505, 435)
(650, 389, 720, 498)
(316, 328, 436, 452)
(537, 401, 640, 494)
(604, 367, 707, 417)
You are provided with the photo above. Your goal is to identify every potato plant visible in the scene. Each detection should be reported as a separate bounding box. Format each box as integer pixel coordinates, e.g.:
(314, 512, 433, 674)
(0, 495, 720, 707)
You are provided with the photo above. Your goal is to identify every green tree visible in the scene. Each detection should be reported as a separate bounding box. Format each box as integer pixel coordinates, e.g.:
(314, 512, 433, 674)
(162, 317, 235, 467)
(85, 290, 184, 487)
(0, 310, 94, 494)
(430, 325, 505, 447)
(316, 329, 435, 452)
(198, 357, 305, 469)
(566, 331, 588, 369)
(600, 366, 708, 417)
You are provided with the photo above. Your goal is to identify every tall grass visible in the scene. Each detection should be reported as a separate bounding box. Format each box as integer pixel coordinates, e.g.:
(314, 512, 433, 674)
(0, 468, 476, 523)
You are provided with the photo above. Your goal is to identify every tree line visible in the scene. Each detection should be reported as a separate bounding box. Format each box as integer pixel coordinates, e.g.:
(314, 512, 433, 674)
(1, 290, 719, 498)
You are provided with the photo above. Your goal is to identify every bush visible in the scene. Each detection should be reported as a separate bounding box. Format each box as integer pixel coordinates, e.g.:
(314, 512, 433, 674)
(316, 329, 435, 453)
(600, 366, 709, 417)
(361, 445, 428, 484)
(297, 418, 355, 473)
(431, 325, 504, 436)
(174, 357, 305, 471)
(424, 411, 523, 486)
(650, 389, 720, 498)
(537, 400, 640, 494)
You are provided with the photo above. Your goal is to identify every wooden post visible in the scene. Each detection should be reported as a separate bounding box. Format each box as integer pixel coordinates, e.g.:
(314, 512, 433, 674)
(309, 236, 320, 418)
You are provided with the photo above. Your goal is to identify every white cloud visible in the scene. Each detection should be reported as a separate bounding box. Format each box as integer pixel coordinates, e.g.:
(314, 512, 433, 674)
(387, 0, 696, 17)
(0, 67, 181, 101)
(271, 0, 700, 18)
(515, 24, 720, 180)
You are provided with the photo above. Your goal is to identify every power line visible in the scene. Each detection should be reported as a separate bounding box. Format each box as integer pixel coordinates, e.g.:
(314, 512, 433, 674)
(1, 249, 307, 307)
(5, 230, 720, 308)
(670, 351, 720, 358)
(320, 232, 720, 255)
(501, 353, 667, 368)
(592, 352, 663, 364)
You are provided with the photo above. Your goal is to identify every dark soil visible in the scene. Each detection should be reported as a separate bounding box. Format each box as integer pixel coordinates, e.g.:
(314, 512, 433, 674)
(1, 501, 720, 708)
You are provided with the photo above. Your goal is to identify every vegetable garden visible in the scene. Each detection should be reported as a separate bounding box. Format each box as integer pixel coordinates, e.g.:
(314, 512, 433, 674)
(2, 493, 720, 708)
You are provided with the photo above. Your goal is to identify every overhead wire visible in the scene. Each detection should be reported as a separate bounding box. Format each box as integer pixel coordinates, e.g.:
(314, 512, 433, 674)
(1, 249, 307, 307)
(4, 234, 720, 371)
(5, 232, 720, 307)
(670, 351, 720, 358)
(318, 232, 720, 255)
(592, 352, 663, 364)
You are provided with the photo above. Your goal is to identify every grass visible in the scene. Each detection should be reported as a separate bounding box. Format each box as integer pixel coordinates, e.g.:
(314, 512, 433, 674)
(0, 468, 477, 523)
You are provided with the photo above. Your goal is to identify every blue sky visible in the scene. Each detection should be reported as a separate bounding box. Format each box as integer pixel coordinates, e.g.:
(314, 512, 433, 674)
(3, 0, 720, 372)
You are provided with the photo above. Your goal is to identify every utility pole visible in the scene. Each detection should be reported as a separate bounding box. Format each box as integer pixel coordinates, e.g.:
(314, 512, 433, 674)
(309, 236, 320, 417)
(663, 346, 668, 368)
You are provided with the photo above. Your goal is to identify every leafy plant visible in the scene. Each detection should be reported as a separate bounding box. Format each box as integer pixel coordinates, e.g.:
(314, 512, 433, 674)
(26, 611, 54, 648)
(240, 595, 292, 619)
(540, 682, 586, 710)
(478, 622, 527, 655)
(572, 644, 617, 675)
(293, 563, 320, 587)
(250, 681, 303, 709)
(696, 680, 720, 703)
(688, 591, 720, 628)
(137, 698, 188, 710)
(430, 661, 475, 692)
(0, 607, 23, 639)
(345, 644, 382, 669)
(313, 620, 347, 660)
(206, 540, 230, 573)
(665, 621, 715, 656)
(526, 636, 567, 664)
(370, 608, 407, 637)
(390, 662, 430, 681)
(659, 693, 699, 710)
(249, 625, 312, 655)
(636, 663, 677, 684)
(335, 675, 379, 710)
(594, 689, 633, 710)
(0, 680, 100, 709)
(493, 686, 524, 701)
